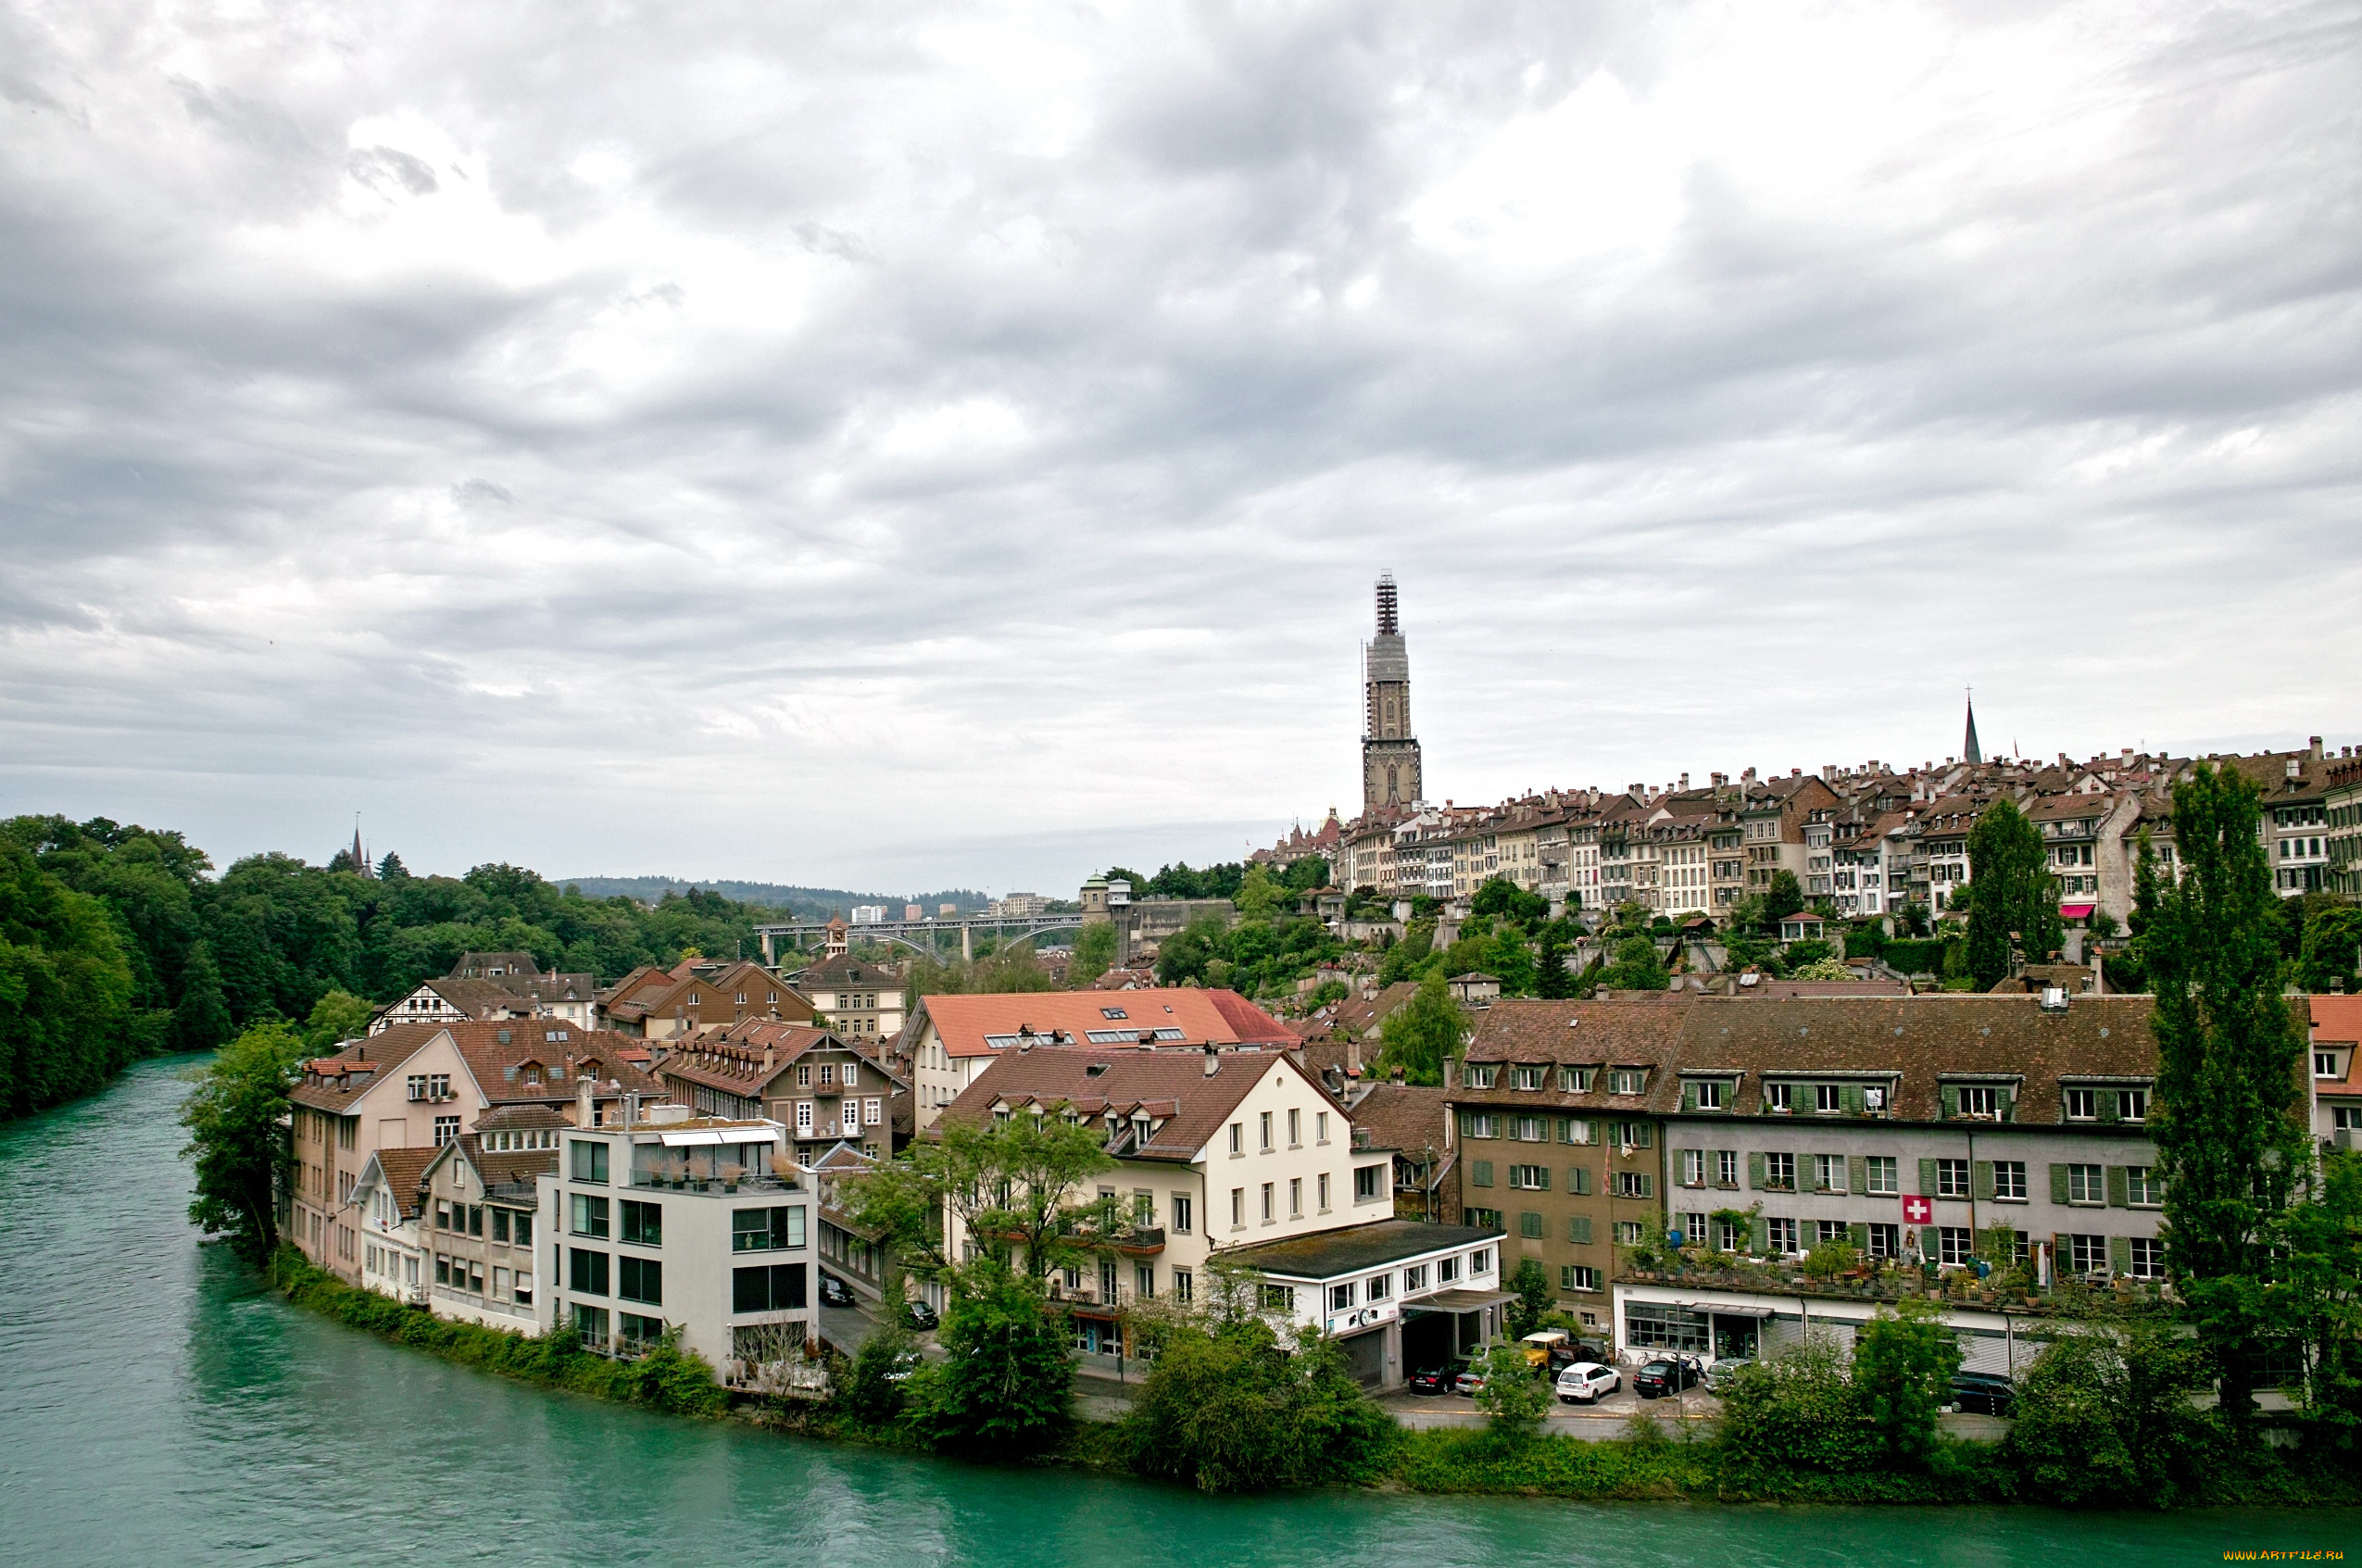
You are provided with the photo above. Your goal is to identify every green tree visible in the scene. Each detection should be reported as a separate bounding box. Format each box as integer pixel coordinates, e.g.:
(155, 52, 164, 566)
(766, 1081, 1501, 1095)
(1534, 922, 1573, 999)
(1156, 915, 1227, 987)
(2143, 762, 2310, 1423)
(902, 1261, 1073, 1455)
(180, 1020, 308, 1261)
(1763, 871, 1805, 925)
(2280, 1148, 2362, 1449)
(1595, 935, 1669, 992)
(2004, 1322, 2219, 1505)
(301, 989, 375, 1050)
(1472, 1340, 1548, 1437)
(1848, 1299, 1962, 1463)
(1069, 921, 1119, 986)
(1376, 974, 1466, 1085)
(1469, 877, 1547, 927)
(839, 1318, 918, 1427)
(1236, 864, 1283, 921)
(0, 841, 139, 1119)
(841, 1112, 1116, 1285)
(1122, 1314, 1396, 1491)
(2299, 902, 2362, 997)
(1505, 1256, 1553, 1338)
(1280, 856, 1330, 893)
(1715, 1333, 1878, 1474)
(1966, 798, 2060, 987)
(171, 938, 232, 1052)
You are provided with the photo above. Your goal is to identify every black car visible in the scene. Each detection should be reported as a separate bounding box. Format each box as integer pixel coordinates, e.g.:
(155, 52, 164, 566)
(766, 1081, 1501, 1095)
(817, 1273, 856, 1309)
(1632, 1357, 1702, 1399)
(901, 1298, 940, 1332)
(1949, 1373, 2016, 1415)
(1407, 1363, 1454, 1396)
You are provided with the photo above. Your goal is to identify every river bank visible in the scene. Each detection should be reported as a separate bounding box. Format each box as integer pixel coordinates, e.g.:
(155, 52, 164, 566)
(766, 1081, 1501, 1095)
(270, 1243, 2360, 1511)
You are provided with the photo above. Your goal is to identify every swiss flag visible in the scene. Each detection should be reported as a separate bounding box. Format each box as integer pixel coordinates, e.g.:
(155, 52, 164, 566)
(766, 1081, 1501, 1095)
(1903, 1195, 1934, 1224)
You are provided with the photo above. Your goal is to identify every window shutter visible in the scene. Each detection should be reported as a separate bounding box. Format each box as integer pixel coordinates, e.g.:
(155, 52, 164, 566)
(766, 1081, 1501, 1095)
(2000, 1086, 2016, 1123)
(1750, 1214, 1770, 1254)
(1851, 1156, 1870, 1196)
(2049, 1164, 2070, 1204)
(2099, 1090, 2122, 1124)
(1941, 1085, 1960, 1119)
(2053, 1233, 2073, 1273)
(1570, 1215, 1593, 1246)
(1748, 1152, 1766, 1190)
(1634, 1123, 1652, 1149)
(1637, 1173, 1652, 1198)
(1849, 1223, 1869, 1252)
(1843, 1084, 1865, 1114)
(1473, 1160, 1493, 1188)
(1917, 1158, 1940, 1197)
(1677, 1148, 1696, 1186)
(2108, 1235, 2132, 1276)
(1570, 1165, 1591, 1197)
(2105, 1165, 2129, 1208)
(1682, 1081, 1698, 1112)
(1974, 1160, 1995, 1200)
(1538, 1167, 1552, 1192)
(1458, 1111, 1474, 1138)
(1555, 1117, 1572, 1143)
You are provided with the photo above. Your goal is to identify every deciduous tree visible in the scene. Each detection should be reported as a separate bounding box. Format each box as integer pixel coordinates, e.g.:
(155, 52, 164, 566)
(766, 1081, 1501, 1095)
(181, 1020, 307, 1261)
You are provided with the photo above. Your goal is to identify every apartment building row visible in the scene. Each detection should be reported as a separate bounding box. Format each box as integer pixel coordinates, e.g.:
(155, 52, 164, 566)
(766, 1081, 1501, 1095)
(1309, 735, 2356, 934)
(1440, 990, 2332, 1359)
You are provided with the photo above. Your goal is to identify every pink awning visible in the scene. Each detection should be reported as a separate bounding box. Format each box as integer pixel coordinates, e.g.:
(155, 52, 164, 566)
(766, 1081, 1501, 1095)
(2060, 904, 2095, 920)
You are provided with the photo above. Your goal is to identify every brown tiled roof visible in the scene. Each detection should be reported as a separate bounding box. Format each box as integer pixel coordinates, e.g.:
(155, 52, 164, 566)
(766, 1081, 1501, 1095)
(1329, 982, 1420, 1041)
(797, 953, 902, 987)
(1459, 999, 1693, 1114)
(289, 1024, 448, 1112)
(938, 1047, 1339, 1163)
(442, 1021, 661, 1104)
(365, 1146, 440, 1218)
(474, 1103, 571, 1131)
(2313, 997, 2362, 1097)
(1201, 988, 1300, 1045)
(1347, 1083, 1450, 1158)
(451, 1134, 560, 1193)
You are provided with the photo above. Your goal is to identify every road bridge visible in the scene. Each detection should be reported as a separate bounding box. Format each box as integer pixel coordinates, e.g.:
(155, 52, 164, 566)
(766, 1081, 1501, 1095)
(753, 914, 1087, 964)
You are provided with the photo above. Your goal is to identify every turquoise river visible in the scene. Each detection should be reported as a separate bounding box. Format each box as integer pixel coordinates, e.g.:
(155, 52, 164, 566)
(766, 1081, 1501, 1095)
(2, 1056, 2353, 1567)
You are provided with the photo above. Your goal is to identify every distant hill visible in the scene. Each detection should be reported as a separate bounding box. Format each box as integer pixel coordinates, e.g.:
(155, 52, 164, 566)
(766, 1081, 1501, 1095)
(558, 875, 988, 920)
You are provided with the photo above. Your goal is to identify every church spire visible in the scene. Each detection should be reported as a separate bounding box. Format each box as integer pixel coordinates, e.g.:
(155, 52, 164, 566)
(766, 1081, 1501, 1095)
(1361, 572, 1423, 809)
(1962, 690, 1983, 765)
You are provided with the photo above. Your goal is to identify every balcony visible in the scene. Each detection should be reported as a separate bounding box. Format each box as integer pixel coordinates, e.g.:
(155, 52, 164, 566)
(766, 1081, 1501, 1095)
(1113, 1226, 1165, 1256)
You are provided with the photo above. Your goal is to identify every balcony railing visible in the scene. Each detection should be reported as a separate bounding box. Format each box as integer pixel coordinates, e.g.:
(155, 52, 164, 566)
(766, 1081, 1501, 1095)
(630, 1170, 802, 1195)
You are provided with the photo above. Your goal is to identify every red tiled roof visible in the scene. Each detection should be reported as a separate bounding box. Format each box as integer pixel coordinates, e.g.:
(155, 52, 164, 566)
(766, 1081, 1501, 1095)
(916, 988, 1268, 1060)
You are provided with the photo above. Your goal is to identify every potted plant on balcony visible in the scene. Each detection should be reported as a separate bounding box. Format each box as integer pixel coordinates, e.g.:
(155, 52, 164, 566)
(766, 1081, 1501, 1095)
(722, 1163, 744, 1193)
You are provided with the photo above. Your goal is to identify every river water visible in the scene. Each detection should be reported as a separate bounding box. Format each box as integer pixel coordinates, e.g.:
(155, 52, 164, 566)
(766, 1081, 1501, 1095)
(1, 1055, 2350, 1566)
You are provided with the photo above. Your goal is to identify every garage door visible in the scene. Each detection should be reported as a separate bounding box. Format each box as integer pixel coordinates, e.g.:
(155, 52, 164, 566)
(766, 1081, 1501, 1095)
(1343, 1325, 1388, 1386)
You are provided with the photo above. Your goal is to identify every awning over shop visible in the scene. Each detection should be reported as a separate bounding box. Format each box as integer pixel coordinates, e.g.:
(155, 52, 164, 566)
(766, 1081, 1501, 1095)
(1692, 1303, 1774, 1319)
(2060, 904, 2095, 920)
(657, 1130, 732, 1146)
(1404, 1287, 1515, 1313)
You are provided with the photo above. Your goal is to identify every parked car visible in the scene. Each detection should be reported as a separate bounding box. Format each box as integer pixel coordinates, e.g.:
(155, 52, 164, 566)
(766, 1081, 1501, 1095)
(818, 1273, 856, 1309)
(1407, 1363, 1454, 1397)
(1948, 1372, 2016, 1415)
(1633, 1357, 1703, 1399)
(1519, 1329, 1571, 1369)
(1703, 1357, 1753, 1394)
(1555, 1361, 1621, 1404)
(901, 1299, 940, 1332)
(1452, 1361, 1489, 1398)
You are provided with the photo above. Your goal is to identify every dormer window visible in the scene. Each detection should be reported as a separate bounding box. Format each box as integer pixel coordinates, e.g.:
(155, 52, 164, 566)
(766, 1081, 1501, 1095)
(1815, 1084, 1842, 1113)
(1465, 1065, 1498, 1089)
(1559, 1067, 1593, 1093)
(1765, 1083, 1792, 1113)
(1513, 1066, 1544, 1091)
(2319, 1048, 2350, 1080)
(1101, 1007, 1128, 1021)
(2067, 1088, 2096, 1120)
(1610, 1069, 1647, 1096)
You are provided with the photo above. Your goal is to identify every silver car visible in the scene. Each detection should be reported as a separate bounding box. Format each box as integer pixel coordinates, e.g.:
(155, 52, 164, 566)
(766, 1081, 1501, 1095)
(1704, 1357, 1753, 1393)
(1555, 1361, 1621, 1404)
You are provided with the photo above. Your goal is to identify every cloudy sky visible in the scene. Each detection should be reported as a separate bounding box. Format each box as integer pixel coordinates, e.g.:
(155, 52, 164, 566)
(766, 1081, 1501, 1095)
(4, 1, 2357, 896)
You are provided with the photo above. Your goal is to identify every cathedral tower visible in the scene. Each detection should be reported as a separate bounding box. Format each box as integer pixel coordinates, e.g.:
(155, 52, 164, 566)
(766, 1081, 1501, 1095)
(1362, 572, 1424, 809)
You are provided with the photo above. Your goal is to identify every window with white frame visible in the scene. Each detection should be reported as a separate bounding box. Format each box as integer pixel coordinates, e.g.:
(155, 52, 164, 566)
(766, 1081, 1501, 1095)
(1939, 1226, 1974, 1266)
(2065, 1088, 2097, 1120)
(1993, 1160, 2027, 1200)
(1765, 1083, 1793, 1113)
(1937, 1158, 1971, 1198)
(2129, 1237, 2165, 1278)
(1765, 1217, 1798, 1253)
(2067, 1234, 2109, 1274)
(1814, 1154, 1843, 1191)
(1715, 1149, 1739, 1186)
(1681, 1148, 1705, 1186)
(2068, 1163, 2104, 1204)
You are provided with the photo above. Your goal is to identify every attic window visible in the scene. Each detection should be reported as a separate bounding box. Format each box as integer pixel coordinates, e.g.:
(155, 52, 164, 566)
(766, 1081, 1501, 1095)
(497, 1030, 511, 1045)
(550, 1031, 568, 1042)
(1100, 1008, 1128, 1021)
(1087, 1061, 1109, 1077)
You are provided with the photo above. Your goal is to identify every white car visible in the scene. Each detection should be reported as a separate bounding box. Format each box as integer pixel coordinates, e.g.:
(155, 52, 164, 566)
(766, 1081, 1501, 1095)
(1556, 1361, 1621, 1404)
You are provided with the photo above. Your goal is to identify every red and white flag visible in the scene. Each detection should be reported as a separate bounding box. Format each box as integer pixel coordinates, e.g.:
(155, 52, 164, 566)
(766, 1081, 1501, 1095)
(1903, 1195, 1933, 1224)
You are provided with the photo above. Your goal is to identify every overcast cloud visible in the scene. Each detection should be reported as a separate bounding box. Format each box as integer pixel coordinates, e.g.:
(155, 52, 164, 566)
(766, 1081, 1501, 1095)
(2, 0, 2357, 895)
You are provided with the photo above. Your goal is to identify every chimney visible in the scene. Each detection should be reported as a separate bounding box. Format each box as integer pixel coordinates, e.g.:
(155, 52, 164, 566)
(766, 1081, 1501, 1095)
(623, 1091, 640, 1129)
(576, 1074, 594, 1126)
(1202, 1043, 1221, 1077)
(1347, 1036, 1361, 1074)
(762, 1046, 776, 1074)
(2288, 758, 2302, 781)
(1390, 1064, 1405, 1085)
(1678, 772, 1690, 790)
(2312, 736, 2325, 759)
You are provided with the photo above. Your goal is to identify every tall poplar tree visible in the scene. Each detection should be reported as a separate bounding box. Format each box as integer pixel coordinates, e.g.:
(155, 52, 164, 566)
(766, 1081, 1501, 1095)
(1966, 798, 2059, 988)
(2142, 763, 2308, 1421)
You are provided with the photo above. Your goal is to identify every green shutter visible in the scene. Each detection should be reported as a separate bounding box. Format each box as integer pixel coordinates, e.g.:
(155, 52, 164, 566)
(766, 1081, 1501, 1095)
(1555, 1117, 1572, 1143)
(2099, 1090, 2122, 1124)
(1749, 1152, 1766, 1190)
(1974, 1160, 1995, 1200)
(1918, 1158, 1940, 1197)
(1849, 1223, 1869, 1253)
(2106, 1165, 2129, 1208)
(1472, 1160, 1493, 1188)
(2108, 1236, 2132, 1276)
(2000, 1086, 2016, 1123)
(1570, 1165, 1591, 1196)
(1569, 1215, 1593, 1247)
(1633, 1123, 1652, 1149)
(2050, 1164, 2070, 1204)
(1843, 1083, 1865, 1115)
(1635, 1173, 1653, 1198)
(1458, 1111, 1474, 1138)
(1750, 1214, 1770, 1254)
(1682, 1081, 1698, 1112)
(1851, 1156, 1870, 1196)
(1537, 1166, 1552, 1192)
(1941, 1085, 1960, 1119)
(2054, 1233, 2073, 1273)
